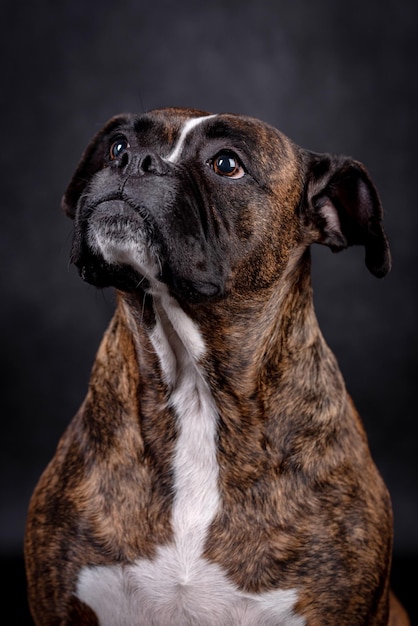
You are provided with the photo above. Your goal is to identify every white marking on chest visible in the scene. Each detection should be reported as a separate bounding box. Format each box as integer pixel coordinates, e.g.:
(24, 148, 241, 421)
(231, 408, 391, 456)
(150, 291, 221, 570)
(165, 114, 217, 163)
(76, 291, 305, 625)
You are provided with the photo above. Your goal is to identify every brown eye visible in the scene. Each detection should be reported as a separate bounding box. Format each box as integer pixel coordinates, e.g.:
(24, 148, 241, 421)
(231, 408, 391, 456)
(109, 137, 130, 160)
(210, 152, 245, 179)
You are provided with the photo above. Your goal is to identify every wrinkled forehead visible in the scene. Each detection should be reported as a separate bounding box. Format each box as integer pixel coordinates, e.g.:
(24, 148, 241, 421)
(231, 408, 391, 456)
(114, 109, 294, 163)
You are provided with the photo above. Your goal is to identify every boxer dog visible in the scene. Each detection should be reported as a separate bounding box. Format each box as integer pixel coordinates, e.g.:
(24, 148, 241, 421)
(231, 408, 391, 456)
(25, 107, 409, 625)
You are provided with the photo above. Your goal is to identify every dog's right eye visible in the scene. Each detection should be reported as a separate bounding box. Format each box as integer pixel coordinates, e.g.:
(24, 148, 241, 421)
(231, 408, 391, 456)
(109, 137, 130, 160)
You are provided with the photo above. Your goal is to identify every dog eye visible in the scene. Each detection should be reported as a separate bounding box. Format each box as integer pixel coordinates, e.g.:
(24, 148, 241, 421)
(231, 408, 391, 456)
(209, 152, 245, 179)
(109, 137, 130, 160)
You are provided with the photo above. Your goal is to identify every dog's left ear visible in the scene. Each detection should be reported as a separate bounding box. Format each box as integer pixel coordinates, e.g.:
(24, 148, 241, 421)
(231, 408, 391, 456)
(303, 152, 391, 277)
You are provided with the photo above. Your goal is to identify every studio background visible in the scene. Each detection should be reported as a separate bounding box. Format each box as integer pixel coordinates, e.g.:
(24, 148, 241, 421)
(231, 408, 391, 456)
(1, 0, 416, 622)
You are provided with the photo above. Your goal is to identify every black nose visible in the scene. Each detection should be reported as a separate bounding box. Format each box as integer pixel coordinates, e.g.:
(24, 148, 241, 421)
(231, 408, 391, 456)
(117, 151, 169, 176)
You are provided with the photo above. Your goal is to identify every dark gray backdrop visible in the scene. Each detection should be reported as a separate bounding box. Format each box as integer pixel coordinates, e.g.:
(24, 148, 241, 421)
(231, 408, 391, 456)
(1, 0, 417, 621)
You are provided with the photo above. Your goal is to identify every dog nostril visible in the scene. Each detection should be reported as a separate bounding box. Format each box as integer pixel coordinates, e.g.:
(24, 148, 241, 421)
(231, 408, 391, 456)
(141, 154, 153, 172)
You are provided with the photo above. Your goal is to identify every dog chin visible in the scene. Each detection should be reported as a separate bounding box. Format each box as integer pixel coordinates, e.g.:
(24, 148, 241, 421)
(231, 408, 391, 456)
(75, 240, 223, 303)
(71, 222, 224, 303)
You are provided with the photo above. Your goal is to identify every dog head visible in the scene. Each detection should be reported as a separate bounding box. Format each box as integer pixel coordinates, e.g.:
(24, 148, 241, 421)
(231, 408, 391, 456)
(62, 107, 391, 304)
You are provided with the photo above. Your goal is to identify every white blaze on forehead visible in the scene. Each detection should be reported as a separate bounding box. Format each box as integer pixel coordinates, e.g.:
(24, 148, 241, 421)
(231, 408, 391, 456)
(166, 114, 217, 163)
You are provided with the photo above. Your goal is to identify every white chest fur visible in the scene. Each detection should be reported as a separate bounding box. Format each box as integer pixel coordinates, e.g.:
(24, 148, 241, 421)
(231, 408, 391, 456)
(75, 291, 305, 625)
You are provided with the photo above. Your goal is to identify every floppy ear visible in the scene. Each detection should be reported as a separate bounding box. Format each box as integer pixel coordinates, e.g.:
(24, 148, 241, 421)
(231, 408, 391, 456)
(61, 114, 132, 219)
(304, 152, 391, 278)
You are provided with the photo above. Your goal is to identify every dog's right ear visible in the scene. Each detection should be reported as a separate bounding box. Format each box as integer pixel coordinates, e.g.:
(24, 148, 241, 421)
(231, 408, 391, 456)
(61, 114, 131, 219)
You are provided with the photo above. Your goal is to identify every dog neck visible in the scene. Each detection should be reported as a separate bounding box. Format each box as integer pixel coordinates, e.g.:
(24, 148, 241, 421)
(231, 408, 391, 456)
(106, 248, 342, 418)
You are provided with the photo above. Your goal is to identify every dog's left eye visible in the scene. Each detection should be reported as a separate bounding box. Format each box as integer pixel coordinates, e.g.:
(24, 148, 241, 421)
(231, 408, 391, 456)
(109, 137, 130, 160)
(209, 152, 245, 179)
